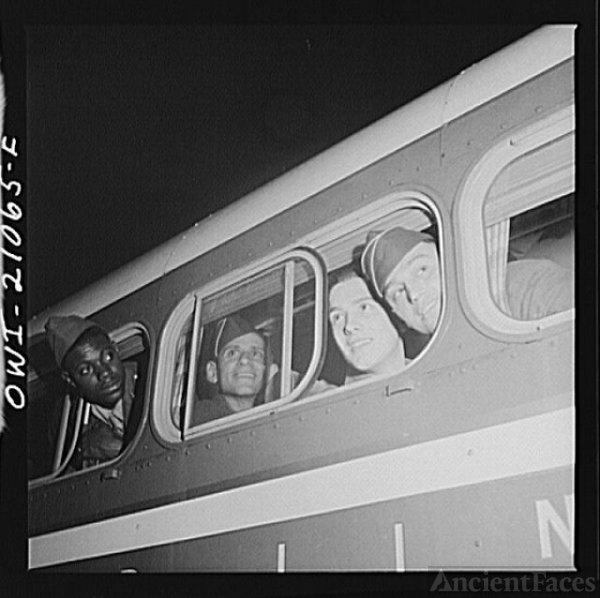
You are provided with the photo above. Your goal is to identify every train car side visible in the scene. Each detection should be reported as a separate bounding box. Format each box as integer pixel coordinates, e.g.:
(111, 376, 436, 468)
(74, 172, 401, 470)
(28, 26, 575, 571)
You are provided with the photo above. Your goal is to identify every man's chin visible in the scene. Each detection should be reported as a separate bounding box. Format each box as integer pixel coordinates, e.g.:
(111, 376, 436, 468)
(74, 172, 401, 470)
(421, 301, 440, 333)
(348, 357, 378, 374)
(231, 387, 259, 397)
(92, 391, 122, 409)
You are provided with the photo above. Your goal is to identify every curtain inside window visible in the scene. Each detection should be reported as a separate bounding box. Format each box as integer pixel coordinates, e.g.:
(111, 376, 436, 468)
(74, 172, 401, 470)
(485, 219, 511, 314)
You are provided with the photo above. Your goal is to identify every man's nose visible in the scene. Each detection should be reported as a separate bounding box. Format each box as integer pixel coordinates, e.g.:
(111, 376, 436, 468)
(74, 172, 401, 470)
(97, 365, 111, 380)
(237, 349, 258, 364)
(406, 281, 421, 304)
(344, 314, 360, 334)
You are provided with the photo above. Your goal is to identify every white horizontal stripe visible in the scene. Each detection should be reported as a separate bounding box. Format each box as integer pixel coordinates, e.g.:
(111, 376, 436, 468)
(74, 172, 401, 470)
(29, 406, 574, 569)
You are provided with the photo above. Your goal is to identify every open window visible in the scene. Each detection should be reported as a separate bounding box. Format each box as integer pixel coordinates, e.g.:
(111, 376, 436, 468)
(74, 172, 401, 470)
(308, 193, 443, 390)
(27, 324, 149, 483)
(457, 104, 575, 335)
(156, 195, 441, 442)
(164, 249, 326, 440)
(484, 134, 574, 320)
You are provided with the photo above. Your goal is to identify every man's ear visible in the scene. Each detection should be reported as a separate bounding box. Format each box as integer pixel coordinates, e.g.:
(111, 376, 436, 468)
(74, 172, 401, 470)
(61, 371, 79, 398)
(205, 360, 218, 384)
(61, 371, 74, 387)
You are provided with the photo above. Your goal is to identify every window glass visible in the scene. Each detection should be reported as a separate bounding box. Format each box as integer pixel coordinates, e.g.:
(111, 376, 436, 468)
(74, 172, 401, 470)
(483, 133, 575, 321)
(175, 252, 322, 435)
(27, 327, 149, 481)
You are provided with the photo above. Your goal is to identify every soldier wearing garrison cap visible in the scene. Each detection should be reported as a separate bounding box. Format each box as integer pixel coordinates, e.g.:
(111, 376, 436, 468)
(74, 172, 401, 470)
(361, 226, 441, 336)
(45, 315, 138, 469)
(195, 314, 269, 424)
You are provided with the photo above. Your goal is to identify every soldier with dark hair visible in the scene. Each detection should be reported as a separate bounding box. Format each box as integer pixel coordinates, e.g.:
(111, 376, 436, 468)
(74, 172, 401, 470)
(328, 268, 407, 382)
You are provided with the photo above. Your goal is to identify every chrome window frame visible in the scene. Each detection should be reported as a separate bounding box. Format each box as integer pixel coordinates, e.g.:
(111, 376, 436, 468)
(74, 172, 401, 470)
(28, 322, 150, 488)
(154, 248, 327, 443)
(154, 191, 445, 443)
(455, 104, 575, 340)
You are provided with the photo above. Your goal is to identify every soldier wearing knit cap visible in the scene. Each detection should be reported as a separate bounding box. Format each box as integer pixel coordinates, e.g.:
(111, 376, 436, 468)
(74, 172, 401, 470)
(196, 314, 268, 423)
(361, 226, 441, 335)
(45, 315, 138, 467)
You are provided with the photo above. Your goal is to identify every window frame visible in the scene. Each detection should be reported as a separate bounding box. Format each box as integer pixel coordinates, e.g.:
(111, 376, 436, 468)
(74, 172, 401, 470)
(154, 192, 445, 444)
(308, 190, 446, 372)
(154, 247, 327, 443)
(316, 191, 449, 376)
(28, 322, 150, 488)
(455, 104, 575, 339)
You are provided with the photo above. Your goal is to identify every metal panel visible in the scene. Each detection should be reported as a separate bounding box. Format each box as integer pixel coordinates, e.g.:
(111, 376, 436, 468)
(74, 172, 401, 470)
(42, 466, 573, 571)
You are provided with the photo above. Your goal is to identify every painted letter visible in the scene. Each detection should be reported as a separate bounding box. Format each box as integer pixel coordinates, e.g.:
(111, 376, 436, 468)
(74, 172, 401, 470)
(535, 494, 574, 558)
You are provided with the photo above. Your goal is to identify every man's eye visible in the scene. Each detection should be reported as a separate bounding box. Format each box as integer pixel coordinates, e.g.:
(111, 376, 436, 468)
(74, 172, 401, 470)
(77, 365, 91, 377)
(224, 348, 239, 360)
(359, 302, 372, 311)
(104, 350, 115, 361)
(251, 349, 265, 361)
(330, 312, 343, 325)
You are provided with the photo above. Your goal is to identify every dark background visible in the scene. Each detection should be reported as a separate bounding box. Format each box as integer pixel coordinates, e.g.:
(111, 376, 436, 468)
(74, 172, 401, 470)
(25, 23, 540, 316)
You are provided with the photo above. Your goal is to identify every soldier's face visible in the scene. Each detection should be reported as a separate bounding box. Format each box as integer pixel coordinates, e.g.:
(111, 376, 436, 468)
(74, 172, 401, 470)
(383, 242, 441, 334)
(216, 332, 266, 400)
(63, 331, 125, 408)
(329, 277, 404, 375)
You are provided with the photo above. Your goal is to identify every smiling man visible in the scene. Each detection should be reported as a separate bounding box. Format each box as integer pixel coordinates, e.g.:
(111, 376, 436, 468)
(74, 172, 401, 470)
(362, 226, 441, 336)
(196, 314, 268, 424)
(329, 269, 407, 381)
(46, 315, 138, 468)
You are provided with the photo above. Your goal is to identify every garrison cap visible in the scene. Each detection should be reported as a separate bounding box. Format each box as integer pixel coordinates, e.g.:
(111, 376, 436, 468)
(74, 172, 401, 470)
(212, 314, 260, 358)
(361, 226, 433, 297)
(45, 315, 101, 367)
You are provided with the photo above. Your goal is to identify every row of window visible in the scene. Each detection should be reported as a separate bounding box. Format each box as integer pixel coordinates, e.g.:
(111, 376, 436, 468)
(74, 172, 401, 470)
(28, 109, 575, 481)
